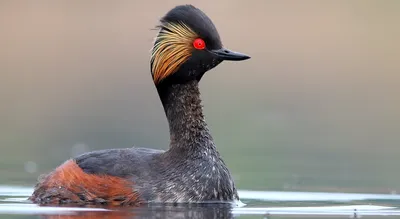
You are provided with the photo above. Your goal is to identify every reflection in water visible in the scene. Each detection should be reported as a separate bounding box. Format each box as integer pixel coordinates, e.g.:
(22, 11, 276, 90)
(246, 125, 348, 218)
(39, 204, 233, 219)
(40, 211, 134, 219)
(3, 186, 400, 218)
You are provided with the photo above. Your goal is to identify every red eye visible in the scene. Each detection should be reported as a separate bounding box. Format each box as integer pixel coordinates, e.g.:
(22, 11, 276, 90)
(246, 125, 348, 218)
(193, 38, 206, 50)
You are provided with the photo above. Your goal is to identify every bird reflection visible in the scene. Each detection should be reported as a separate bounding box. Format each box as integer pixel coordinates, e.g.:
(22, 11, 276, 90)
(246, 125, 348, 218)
(39, 203, 234, 219)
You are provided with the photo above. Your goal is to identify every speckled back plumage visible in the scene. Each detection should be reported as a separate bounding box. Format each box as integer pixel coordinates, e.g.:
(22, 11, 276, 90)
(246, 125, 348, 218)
(75, 81, 238, 203)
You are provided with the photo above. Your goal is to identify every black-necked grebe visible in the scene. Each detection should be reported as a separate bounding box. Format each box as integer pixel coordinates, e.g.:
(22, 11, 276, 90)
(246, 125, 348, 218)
(30, 4, 250, 206)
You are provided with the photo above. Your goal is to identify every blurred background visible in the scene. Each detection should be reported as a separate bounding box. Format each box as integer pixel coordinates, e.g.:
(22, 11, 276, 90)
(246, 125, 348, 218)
(0, 0, 399, 194)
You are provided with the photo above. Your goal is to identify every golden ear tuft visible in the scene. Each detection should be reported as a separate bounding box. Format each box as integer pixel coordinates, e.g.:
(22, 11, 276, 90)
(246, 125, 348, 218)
(151, 22, 198, 84)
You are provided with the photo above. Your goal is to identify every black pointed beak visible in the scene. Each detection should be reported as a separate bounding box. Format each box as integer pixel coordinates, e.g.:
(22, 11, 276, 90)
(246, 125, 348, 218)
(211, 48, 250, 61)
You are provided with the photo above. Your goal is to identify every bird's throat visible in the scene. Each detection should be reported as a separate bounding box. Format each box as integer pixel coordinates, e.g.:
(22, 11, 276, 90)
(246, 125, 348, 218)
(156, 81, 215, 152)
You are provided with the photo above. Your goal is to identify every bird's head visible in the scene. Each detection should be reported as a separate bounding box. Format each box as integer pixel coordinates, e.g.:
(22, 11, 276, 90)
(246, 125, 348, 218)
(150, 5, 250, 85)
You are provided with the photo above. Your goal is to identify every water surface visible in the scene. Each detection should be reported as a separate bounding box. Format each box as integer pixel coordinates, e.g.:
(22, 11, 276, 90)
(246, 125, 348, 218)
(2, 186, 400, 219)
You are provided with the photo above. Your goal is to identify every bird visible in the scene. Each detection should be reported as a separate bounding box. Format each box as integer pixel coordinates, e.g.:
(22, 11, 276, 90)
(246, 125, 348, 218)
(29, 4, 250, 206)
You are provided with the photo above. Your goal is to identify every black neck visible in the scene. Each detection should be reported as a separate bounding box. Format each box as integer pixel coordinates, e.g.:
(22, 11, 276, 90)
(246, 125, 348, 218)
(156, 80, 215, 152)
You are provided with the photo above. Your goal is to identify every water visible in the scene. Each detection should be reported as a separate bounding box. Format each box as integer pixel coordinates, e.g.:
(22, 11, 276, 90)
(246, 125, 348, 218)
(2, 186, 400, 218)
